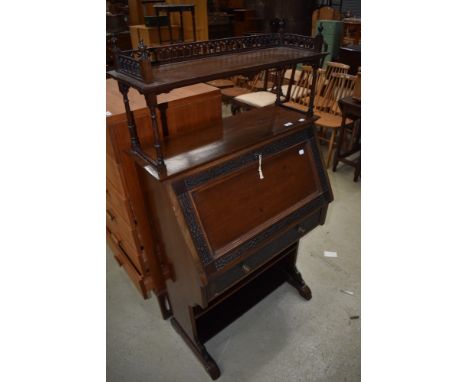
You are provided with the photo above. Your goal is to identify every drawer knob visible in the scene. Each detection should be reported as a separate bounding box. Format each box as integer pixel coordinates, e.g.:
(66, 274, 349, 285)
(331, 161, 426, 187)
(297, 226, 306, 234)
(242, 264, 251, 273)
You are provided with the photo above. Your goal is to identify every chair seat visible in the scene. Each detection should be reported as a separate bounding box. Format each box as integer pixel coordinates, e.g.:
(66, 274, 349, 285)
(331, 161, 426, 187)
(206, 79, 235, 89)
(315, 111, 353, 128)
(234, 91, 283, 108)
(221, 86, 251, 98)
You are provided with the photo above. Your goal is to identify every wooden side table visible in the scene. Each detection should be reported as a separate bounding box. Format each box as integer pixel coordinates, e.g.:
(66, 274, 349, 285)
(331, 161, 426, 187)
(332, 96, 361, 182)
(154, 3, 196, 43)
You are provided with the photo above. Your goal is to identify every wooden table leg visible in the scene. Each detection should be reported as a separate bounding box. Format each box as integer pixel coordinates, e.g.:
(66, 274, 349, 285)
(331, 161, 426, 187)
(179, 10, 184, 42)
(191, 8, 197, 41)
(156, 9, 162, 43)
(332, 115, 347, 172)
(168, 11, 174, 43)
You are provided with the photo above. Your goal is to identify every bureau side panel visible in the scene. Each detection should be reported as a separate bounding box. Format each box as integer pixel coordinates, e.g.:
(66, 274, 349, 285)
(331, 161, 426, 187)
(138, 167, 204, 338)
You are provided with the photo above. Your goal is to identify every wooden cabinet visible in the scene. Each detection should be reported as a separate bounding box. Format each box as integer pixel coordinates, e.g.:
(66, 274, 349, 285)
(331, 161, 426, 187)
(315, 20, 343, 65)
(106, 79, 222, 302)
(128, 0, 208, 47)
(108, 33, 329, 380)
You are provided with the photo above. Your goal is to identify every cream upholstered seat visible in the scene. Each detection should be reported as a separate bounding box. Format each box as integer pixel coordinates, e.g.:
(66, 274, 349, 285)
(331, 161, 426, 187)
(234, 91, 281, 108)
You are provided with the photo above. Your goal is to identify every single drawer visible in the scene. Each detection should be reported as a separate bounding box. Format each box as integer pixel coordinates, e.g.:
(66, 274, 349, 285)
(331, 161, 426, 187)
(107, 229, 151, 299)
(106, 206, 141, 253)
(106, 209, 144, 273)
(206, 209, 322, 301)
(106, 181, 135, 227)
(106, 154, 126, 196)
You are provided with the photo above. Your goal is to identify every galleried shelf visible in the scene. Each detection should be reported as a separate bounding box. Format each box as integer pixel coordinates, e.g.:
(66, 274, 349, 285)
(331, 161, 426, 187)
(107, 32, 333, 380)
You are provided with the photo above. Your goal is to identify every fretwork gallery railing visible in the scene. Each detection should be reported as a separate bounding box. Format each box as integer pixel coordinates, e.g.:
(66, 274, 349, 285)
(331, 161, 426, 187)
(114, 33, 324, 83)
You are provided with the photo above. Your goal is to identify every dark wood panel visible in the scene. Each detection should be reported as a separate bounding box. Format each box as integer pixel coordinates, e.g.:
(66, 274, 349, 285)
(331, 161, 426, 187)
(192, 142, 319, 255)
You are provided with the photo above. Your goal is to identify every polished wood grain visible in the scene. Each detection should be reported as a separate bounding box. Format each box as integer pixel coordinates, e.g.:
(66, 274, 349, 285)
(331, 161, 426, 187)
(192, 142, 320, 256)
(141, 105, 316, 179)
(133, 105, 332, 378)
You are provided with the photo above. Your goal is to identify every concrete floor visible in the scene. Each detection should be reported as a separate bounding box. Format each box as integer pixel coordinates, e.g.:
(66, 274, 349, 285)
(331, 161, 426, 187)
(106, 157, 360, 382)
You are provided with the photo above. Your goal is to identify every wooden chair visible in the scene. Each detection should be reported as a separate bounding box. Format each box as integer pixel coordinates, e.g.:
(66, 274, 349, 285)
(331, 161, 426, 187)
(221, 72, 264, 114)
(231, 69, 287, 113)
(252, 69, 275, 91)
(284, 67, 302, 83)
(282, 66, 326, 112)
(317, 61, 350, 96)
(315, 72, 357, 168)
(283, 71, 356, 168)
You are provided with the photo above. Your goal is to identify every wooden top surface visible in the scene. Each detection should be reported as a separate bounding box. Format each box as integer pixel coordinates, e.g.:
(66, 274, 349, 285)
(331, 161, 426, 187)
(140, 105, 313, 179)
(108, 47, 326, 94)
(106, 79, 219, 116)
(152, 47, 322, 90)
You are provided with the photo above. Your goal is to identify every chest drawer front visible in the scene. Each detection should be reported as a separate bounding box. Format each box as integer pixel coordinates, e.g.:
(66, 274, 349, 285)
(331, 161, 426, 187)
(173, 127, 332, 274)
(106, 207, 144, 273)
(106, 181, 135, 227)
(106, 207, 141, 253)
(106, 154, 126, 196)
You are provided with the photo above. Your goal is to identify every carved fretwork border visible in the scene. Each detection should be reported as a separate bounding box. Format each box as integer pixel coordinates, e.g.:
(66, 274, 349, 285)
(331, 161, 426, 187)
(117, 33, 323, 73)
(174, 126, 332, 270)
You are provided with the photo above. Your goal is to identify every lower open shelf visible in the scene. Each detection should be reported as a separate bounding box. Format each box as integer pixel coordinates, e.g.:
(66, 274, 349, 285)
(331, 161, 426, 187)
(195, 249, 295, 343)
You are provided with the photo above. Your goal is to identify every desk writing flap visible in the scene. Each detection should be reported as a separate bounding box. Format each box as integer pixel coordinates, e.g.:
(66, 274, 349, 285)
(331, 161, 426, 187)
(173, 127, 332, 272)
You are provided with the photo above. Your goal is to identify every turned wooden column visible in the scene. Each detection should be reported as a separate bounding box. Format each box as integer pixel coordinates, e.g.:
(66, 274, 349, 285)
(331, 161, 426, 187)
(145, 93, 165, 167)
(118, 83, 142, 151)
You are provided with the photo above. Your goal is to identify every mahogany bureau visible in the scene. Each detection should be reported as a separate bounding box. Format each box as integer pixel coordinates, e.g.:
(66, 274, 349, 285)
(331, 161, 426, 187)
(108, 32, 332, 379)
